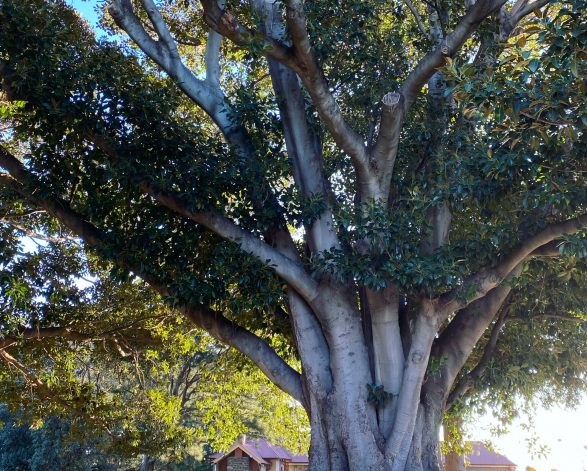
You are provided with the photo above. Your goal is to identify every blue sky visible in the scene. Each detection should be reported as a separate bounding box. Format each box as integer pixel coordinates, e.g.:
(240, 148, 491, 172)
(66, 0, 101, 30)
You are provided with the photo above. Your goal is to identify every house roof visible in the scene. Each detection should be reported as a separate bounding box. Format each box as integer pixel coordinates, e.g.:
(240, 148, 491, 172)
(211, 438, 309, 465)
(291, 454, 309, 464)
(466, 441, 516, 467)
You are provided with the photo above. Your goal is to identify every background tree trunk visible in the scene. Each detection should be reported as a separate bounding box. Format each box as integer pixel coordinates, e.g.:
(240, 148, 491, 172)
(139, 455, 156, 471)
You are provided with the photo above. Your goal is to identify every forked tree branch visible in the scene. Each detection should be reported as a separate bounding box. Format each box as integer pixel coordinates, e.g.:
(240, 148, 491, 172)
(199, 0, 296, 66)
(140, 0, 178, 54)
(445, 298, 583, 408)
(138, 180, 320, 303)
(197, 0, 373, 192)
(432, 271, 518, 399)
(438, 215, 587, 318)
(108, 0, 301, 265)
(400, 0, 507, 109)
(373, 0, 553, 207)
(372, 0, 508, 190)
(0, 146, 305, 405)
(399, 0, 551, 110)
(109, 0, 230, 131)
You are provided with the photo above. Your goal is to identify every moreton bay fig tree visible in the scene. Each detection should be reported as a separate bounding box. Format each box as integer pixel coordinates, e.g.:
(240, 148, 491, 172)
(0, 0, 586, 469)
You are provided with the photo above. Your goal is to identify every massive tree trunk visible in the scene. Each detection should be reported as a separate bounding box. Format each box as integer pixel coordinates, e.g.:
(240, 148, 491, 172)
(294, 289, 447, 471)
(302, 360, 446, 471)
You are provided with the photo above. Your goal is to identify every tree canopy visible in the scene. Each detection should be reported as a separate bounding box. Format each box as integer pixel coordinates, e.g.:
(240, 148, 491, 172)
(0, 0, 586, 470)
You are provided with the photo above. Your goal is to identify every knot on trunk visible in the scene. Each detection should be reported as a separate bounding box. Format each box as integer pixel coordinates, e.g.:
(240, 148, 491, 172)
(412, 351, 425, 363)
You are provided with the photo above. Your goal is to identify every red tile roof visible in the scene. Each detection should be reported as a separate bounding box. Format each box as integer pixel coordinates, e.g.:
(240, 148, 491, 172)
(211, 438, 309, 465)
(466, 441, 516, 467)
(291, 454, 309, 464)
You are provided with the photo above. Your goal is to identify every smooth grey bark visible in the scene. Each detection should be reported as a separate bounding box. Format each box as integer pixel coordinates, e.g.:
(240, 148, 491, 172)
(433, 274, 519, 398)
(254, 0, 340, 255)
(368, 286, 404, 437)
(387, 306, 439, 468)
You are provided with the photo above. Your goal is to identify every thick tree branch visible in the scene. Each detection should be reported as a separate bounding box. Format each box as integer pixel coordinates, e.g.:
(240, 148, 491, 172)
(182, 304, 305, 408)
(386, 302, 438, 466)
(205, 28, 223, 87)
(254, 0, 340, 253)
(198, 0, 296, 66)
(271, 227, 333, 397)
(529, 240, 560, 257)
(431, 273, 517, 401)
(367, 285, 404, 437)
(109, 0, 231, 132)
(438, 215, 587, 317)
(80, 129, 318, 303)
(139, 180, 320, 303)
(283, 0, 371, 186)
(0, 314, 163, 350)
(198, 0, 373, 193)
(446, 305, 509, 407)
(444, 292, 583, 410)
(370, 92, 404, 201)
(204, 0, 225, 87)
(400, 0, 507, 109)
(0, 326, 121, 349)
(107, 0, 301, 267)
(140, 0, 178, 54)
(0, 146, 305, 405)
(372, 0, 510, 196)
(0, 218, 77, 244)
(511, 0, 551, 24)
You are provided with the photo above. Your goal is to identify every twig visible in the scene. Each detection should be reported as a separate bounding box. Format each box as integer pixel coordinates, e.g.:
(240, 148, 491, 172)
(402, 0, 431, 40)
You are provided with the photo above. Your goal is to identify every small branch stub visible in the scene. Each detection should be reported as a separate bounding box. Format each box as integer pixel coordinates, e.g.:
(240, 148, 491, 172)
(440, 40, 450, 56)
(382, 91, 402, 108)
